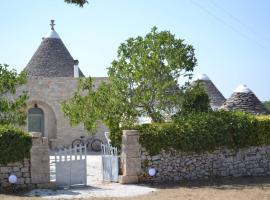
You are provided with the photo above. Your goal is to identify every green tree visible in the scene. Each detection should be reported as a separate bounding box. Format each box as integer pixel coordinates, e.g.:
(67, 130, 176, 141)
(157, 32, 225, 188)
(62, 77, 128, 145)
(264, 101, 270, 111)
(62, 27, 197, 145)
(64, 0, 88, 7)
(108, 26, 197, 122)
(0, 64, 28, 126)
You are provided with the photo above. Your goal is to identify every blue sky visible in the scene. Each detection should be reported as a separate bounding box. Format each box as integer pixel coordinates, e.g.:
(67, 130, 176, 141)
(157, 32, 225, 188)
(0, 0, 269, 100)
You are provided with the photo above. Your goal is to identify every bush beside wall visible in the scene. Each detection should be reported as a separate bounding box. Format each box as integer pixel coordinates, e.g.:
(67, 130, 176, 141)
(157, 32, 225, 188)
(138, 111, 270, 155)
(0, 126, 32, 165)
(256, 115, 270, 145)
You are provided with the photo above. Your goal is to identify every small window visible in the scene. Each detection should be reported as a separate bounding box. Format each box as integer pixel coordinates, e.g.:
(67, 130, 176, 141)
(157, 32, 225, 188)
(28, 107, 44, 135)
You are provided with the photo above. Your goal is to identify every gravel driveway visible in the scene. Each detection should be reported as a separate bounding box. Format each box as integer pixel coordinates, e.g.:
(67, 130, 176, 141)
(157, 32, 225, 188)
(2, 176, 270, 200)
(27, 184, 156, 199)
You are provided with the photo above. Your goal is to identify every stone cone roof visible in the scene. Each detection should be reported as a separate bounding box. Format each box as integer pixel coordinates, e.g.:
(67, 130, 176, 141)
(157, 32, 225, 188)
(194, 74, 226, 110)
(25, 28, 84, 78)
(220, 84, 269, 115)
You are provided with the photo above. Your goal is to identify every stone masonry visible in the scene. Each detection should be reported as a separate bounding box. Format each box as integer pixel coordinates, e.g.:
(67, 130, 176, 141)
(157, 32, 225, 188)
(0, 159, 31, 189)
(140, 146, 270, 182)
(30, 132, 50, 185)
(120, 130, 141, 184)
(0, 132, 51, 191)
(10, 77, 109, 148)
(220, 92, 269, 115)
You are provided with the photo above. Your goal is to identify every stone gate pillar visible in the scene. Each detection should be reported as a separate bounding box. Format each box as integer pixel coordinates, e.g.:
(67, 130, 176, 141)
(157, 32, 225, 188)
(119, 130, 141, 184)
(30, 132, 50, 185)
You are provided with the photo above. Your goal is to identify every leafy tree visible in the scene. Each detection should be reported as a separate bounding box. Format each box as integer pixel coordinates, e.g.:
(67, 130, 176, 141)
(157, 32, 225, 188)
(62, 77, 128, 146)
(264, 101, 270, 111)
(108, 26, 197, 122)
(62, 27, 197, 145)
(64, 0, 88, 7)
(62, 77, 103, 132)
(0, 64, 28, 126)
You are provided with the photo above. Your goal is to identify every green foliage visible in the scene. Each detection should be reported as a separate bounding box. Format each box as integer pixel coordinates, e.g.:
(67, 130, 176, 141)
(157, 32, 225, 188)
(64, 0, 88, 7)
(62, 77, 100, 132)
(108, 126, 122, 149)
(256, 115, 270, 145)
(62, 77, 129, 148)
(0, 125, 32, 165)
(137, 111, 270, 155)
(0, 64, 28, 126)
(108, 26, 197, 123)
(176, 82, 211, 116)
(62, 27, 197, 145)
(263, 101, 270, 111)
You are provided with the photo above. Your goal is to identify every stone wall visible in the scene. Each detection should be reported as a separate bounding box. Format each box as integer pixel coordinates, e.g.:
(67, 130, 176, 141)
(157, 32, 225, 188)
(0, 159, 31, 189)
(0, 133, 51, 191)
(140, 146, 270, 182)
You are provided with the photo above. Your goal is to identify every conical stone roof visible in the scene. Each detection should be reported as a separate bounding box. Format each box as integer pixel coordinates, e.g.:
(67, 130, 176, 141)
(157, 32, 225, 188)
(220, 84, 269, 115)
(25, 21, 84, 78)
(194, 74, 226, 110)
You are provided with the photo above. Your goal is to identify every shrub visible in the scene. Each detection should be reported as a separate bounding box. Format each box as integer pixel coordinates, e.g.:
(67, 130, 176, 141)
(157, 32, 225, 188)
(109, 125, 122, 149)
(176, 82, 211, 116)
(263, 101, 270, 111)
(137, 111, 270, 155)
(256, 115, 270, 145)
(0, 126, 32, 165)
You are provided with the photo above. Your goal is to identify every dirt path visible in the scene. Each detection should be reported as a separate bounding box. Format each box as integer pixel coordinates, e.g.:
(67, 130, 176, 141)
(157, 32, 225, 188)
(2, 177, 270, 200)
(1, 186, 270, 200)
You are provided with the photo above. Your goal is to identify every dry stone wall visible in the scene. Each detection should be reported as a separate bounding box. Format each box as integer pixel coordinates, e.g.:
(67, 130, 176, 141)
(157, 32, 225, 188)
(0, 159, 31, 189)
(0, 133, 51, 191)
(140, 146, 270, 182)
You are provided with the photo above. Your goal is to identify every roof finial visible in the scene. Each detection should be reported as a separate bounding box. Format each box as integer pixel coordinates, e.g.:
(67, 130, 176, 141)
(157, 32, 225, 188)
(50, 19, 55, 30)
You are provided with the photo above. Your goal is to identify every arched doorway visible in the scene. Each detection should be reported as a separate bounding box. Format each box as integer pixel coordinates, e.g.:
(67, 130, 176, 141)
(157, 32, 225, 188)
(28, 106, 44, 136)
(26, 100, 57, 143)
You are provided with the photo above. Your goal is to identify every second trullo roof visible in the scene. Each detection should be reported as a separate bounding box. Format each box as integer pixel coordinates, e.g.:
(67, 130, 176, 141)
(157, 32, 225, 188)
(194, 74, 226, 110)
(220, 84, 269, 115)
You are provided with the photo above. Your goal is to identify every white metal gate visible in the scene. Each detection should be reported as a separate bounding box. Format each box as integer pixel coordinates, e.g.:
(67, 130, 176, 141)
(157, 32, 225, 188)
(54, 144, 87, 187)
(101, 144, 119, 182)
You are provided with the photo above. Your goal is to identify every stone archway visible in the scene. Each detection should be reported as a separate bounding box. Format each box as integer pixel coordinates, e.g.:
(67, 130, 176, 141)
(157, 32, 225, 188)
(27, 100, 57, 143)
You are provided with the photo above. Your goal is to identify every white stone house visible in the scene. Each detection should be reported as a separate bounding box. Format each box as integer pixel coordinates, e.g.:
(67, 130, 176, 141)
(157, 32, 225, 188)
(13, 21, 108, 149)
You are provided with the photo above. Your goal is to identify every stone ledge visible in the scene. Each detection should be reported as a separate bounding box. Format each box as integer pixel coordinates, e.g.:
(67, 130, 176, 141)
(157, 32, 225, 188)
(119, 175, 138, 184)
(30, 132, 42, 138)
(122, 130, 139, 136)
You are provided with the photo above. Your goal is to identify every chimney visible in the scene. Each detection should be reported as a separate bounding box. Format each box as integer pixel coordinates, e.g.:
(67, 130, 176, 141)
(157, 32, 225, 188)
(74, 60, 79, 78)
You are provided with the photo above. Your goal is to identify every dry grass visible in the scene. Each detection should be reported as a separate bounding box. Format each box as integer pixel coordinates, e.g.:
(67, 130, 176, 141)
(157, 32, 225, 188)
(2, 176, 270, 200)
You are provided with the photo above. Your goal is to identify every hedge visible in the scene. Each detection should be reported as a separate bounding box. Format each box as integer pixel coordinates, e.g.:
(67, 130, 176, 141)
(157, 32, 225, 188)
(137, 111, 270, 155)
(256, 115, 270, 145)
(0, 126, 32, 165)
